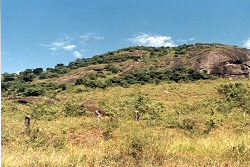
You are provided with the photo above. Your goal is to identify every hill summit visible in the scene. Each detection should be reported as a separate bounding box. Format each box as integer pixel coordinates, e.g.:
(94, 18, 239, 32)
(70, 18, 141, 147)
(59, 43, 250, 81)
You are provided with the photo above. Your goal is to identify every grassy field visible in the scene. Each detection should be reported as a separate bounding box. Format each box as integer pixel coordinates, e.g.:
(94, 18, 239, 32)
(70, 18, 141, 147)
(2, 79, 250, 166)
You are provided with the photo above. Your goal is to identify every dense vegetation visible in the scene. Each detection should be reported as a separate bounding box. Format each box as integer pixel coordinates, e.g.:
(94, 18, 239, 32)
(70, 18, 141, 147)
(2, 68, 209, 97)
(74, 68, 209, 89)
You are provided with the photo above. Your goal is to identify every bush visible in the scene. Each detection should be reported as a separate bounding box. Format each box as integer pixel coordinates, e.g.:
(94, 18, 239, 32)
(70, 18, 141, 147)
(33, 68, 43, 75)
(30, 102, 61, 121)
(62, 101, 86, 117)
(2, 73, 16, 82)
(38, 71, 59, 79)
(58, 84, 67, 91)
(217, 83, 250, 115)
(134, 94, 165, 120)
(21, 73, 36, 82)
(24, 87, 45, 96)
(96, 72, 107, 78)
(108, 66, 120, 73)
(1, 81, 12, 91)
(75, 78, 84, 85)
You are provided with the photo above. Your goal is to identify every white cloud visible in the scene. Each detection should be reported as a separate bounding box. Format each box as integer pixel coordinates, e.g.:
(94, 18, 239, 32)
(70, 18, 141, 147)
(48, 41, 65, 51)
(79, 33, 104, 41)
(40, 33, 103, 58)
(189, 38, 195, 41)
(127, 33, 176, 47)
(41, 39, 75, 52)
(41, 41, 65, 52)
(63, 45, 76, 51)
(73, 51, 82, 58)
(244, 38, 250, 49)
(52, 41, 65, 47)
(50, 47, 57, 51)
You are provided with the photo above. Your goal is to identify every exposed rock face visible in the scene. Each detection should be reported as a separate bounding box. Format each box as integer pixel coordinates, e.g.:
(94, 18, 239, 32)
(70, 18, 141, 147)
(192, 47, 250, 77)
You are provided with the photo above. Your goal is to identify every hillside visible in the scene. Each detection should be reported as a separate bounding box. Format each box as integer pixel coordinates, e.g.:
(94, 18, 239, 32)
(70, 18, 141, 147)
(2, 43, 250, 166)
(52, 44, 250, 84)
(2, 43, 250, 98)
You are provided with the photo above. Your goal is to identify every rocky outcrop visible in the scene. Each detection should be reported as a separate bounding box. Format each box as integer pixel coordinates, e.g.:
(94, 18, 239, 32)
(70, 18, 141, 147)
(192, 47, 250, 77)
(164, 46, 250, 77)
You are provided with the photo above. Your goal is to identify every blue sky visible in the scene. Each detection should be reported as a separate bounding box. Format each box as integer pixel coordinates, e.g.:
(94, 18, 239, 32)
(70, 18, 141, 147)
(2, 0, 250, 73)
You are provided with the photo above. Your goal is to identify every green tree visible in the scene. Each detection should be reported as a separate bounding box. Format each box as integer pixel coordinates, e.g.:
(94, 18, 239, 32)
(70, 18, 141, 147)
(24, 87, 45, 96)
(19, 69, 37, 82)
(2, 73, 16, 82)
(33, 68, 43, 75)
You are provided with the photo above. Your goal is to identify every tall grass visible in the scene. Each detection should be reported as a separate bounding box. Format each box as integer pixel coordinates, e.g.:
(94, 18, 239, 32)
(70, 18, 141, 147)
(2, 79, 250, 166)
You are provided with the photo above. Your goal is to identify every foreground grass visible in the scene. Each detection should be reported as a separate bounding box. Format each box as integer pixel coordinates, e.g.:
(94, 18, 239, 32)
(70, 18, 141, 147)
(2, 79, 250, 166)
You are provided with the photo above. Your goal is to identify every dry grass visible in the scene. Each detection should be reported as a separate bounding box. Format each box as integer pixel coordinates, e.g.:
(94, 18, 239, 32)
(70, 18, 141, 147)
(2, 79, 250, 166)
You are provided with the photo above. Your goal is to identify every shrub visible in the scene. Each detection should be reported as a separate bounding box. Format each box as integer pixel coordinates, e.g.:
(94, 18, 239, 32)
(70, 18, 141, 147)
(24, 87, 45, 96)
(38, 71, 59, 79)
(21, 73, 36, 82)
(217, 83, 250, 116)
(1, 81, 12, 91)
(108, 66, 120, 73)
(134, 94, 165, 120)
(2, 73, 16, 82)
(30, 102, 61, 121)
(96, 72, 107, 78)
(62, 101, 86, 117)
(75, 78, 84, 85)
(33, 68, 43, 75)
(58, 84, 67, 91)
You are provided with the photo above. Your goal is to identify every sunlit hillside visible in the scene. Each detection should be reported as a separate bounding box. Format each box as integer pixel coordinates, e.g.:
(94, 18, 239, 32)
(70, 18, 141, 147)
(2, 44, 250, 166)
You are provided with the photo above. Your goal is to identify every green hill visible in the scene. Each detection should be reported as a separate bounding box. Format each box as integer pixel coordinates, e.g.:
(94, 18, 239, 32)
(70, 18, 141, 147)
(2, 43, 250, 97)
